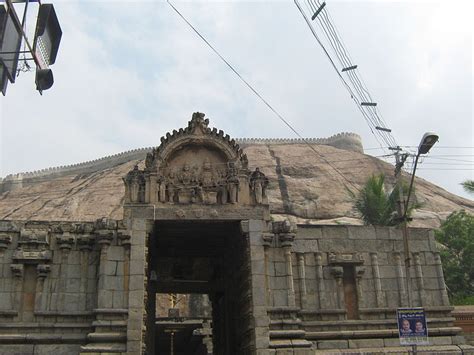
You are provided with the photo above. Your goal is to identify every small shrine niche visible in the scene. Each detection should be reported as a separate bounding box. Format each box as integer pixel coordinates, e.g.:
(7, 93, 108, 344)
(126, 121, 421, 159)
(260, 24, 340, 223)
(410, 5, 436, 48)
(123, 112, 268, 206)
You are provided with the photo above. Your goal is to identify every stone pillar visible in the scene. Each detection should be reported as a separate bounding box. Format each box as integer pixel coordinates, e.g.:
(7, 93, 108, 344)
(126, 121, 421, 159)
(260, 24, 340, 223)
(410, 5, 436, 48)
(262, 232, 274, 307)
(355, 266, 365, 310)
(35, 264, 51, 312)
(125, 217, 151, 355)
(297, 253, 308, 309)
(118, 230, 131, 308)
(77, 234, 94, 311)
(370, 253, 384, 307)
(280, 233, 296, 307)
(330, 266, 344, 310)
(413, 253, 426, 306)
(434, 252, 450, 306)
(314, 251, 324, 309)
(96, 229, 113, 309)
(56, 232, 74, 311)
(394, 252, 408, 306)
(241, 219, 270, 351)
(10, 263, 23, 314)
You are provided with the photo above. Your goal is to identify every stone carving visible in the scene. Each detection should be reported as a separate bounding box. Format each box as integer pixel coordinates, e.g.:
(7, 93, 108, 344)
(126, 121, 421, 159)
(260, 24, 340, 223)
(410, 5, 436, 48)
(123, 165, 146, 203)
(123, 112, 269, 207)
(328, 252, 364, 265)
(10, 263, 24, 278)
(250, 168, 269, 205)
(37, 264, 51, 280)
(12, 227, 51, 262)
(0, 233, 12, 255)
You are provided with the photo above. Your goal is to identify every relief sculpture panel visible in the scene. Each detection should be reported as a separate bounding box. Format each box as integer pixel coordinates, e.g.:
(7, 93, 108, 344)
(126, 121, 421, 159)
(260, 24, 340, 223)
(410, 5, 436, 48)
(123, 112, 268, 207)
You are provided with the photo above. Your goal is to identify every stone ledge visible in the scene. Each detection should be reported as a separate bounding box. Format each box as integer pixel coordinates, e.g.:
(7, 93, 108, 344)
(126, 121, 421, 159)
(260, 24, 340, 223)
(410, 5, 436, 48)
(0, 323, 92, 328)
(80, 342, 126, 353)
(0, 333, 86, 344)
(305, 327, 463, 340)
(93, 309, 128, 315)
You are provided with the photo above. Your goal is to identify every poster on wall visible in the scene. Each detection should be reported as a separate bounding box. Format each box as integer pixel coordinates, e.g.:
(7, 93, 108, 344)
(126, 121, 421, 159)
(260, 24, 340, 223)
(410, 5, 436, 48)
(397, 308, 429, 346)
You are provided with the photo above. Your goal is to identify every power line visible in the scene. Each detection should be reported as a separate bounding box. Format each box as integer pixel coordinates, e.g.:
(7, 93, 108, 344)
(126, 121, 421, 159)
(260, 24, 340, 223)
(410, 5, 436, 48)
(296, 0, 398, 153)
(166, 0, 361, 193)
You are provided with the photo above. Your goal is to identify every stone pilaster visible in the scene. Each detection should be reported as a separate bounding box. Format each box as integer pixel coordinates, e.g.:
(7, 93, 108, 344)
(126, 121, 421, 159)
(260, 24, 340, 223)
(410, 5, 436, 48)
(370, 253, 384, 307)
(262, 232, 274, 307)
(330, 266, 344, 310)
(296, 252, 308, 309)
(10, 263, 24, 314)
(394, 252, 408, 306)
(314, 251, 324, 309)
(413, 253, 426, 306)
(280, 232, 296, 307)
(35, 264, 50, 311)
(434, 252, 450, 306)
(355, 266, 365, 309)
(241, 219, 270, 351)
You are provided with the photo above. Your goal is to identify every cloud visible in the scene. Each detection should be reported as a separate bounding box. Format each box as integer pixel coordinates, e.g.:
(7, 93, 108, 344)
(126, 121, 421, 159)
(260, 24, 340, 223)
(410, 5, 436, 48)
(0, 0, 472, 199)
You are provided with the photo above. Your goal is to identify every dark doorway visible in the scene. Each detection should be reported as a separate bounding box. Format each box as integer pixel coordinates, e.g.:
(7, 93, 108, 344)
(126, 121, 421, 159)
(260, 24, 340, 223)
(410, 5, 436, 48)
(146, 221, 252, 355)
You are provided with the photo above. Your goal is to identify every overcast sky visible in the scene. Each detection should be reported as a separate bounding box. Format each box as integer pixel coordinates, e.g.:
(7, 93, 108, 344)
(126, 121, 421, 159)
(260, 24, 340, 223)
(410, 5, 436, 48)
(0, 0, 472, 199)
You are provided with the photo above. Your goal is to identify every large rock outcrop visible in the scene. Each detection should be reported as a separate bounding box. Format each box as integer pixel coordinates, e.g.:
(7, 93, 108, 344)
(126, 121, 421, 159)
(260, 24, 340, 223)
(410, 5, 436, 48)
(0, 139, 472, 228)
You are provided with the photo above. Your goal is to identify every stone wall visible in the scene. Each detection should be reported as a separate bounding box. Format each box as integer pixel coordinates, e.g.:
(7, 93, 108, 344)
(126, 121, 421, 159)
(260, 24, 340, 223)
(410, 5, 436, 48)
(0, 219, 130, 355)
(261, 224, 464, 351)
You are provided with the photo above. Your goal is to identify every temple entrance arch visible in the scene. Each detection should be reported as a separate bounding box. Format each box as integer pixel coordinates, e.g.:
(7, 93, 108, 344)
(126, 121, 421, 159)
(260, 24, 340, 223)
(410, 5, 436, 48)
(123, 113, 271, 354)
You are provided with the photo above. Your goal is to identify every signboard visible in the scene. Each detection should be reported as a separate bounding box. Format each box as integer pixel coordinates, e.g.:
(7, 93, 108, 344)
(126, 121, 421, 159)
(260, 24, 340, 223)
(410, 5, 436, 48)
(397, 307, 429, 346)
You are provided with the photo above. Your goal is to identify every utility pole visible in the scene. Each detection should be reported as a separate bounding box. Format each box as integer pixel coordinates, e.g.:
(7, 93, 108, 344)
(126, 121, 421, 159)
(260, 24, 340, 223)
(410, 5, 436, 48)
(394, 149, 412, 308)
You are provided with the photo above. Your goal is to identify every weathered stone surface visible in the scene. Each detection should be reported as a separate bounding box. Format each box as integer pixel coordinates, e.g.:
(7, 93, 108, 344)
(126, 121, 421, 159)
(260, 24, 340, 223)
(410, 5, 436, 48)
(0, 142, 471, 227)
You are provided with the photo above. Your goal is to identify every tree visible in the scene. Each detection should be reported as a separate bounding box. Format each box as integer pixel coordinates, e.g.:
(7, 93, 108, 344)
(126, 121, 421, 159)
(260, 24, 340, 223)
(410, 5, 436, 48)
(435, 210, 474, 304)
(461, 180, 474, 195)
(348, 174, 418, 226)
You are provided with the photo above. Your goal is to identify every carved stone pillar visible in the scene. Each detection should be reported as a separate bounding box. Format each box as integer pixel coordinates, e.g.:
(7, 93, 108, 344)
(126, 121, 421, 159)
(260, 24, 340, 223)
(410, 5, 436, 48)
(434, 252, 450, 306)
(314, 252, 324, 309)
(330, 266, 344, 310)
(297, 253, 308, 309)
(10, 264, 24, 313)
(35, 264, 51, 311)
(370, 253, 384, 307)
(280, 233, 296, 307)
(78, 233, 95, 311)
(262, 232, 274, 307)
(413, 253, 426, 306)
(118, 229, 131, 308)
(355, 266, 365, 309)
(394, 252, 408, 306)
(96, 229, 113, 309)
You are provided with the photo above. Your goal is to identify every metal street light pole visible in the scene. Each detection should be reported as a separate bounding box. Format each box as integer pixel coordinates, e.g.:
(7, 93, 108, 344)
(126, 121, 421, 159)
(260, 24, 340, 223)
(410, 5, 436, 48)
(397, 132, 439, 307)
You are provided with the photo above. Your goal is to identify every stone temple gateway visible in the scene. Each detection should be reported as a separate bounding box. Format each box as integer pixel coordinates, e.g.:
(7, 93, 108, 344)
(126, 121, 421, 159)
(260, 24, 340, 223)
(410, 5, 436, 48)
(0, 112, 472, 354)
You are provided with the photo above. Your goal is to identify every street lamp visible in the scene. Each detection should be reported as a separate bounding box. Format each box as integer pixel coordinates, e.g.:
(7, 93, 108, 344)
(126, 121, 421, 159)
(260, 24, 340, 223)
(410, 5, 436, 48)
(400, 132, 438, 305)
(404, 132, 439, 219)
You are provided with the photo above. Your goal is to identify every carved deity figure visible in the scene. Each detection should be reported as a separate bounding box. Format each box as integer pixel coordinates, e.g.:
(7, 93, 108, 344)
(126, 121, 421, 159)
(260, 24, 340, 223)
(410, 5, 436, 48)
(125, 165, 145, 203)
(167, 169, 177, 203)
(179, 163, 192, 185)
(250, 167, 268, 205)
(158, 175, 167, 202)
(201, 158, 215, 187)
(227, 162, 239, 204)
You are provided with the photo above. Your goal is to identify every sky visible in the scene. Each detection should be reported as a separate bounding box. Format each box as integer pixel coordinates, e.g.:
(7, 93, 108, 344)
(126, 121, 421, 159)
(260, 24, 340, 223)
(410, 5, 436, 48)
(0, 0, 472, 199)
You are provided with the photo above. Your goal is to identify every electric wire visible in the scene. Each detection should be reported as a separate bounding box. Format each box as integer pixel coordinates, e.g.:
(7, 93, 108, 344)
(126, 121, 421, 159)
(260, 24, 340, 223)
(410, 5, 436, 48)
(166, 0, 361, 192)
(297, 0, 397, 151)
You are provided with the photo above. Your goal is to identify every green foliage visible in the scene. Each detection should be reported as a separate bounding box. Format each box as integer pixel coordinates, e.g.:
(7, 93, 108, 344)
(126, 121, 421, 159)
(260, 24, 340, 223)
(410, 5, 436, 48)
(461, 180, 474, 194)
(348, 174, 420, 226)
(435, 210, 474, 305)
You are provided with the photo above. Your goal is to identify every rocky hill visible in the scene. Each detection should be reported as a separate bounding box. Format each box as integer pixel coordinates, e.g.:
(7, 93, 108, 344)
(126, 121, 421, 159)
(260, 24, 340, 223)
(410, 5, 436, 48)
(0, 138, 472, 228)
